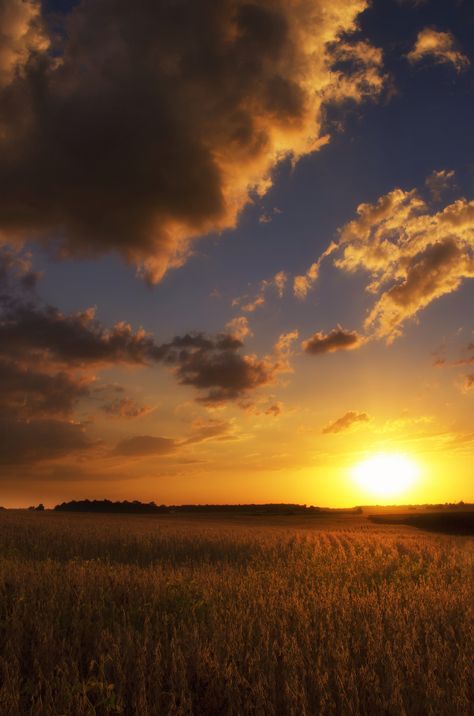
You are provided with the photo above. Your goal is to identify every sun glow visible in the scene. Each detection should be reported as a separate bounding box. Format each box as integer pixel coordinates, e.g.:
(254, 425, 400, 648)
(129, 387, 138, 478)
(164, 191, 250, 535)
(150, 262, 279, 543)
(351, 452, 421, 499)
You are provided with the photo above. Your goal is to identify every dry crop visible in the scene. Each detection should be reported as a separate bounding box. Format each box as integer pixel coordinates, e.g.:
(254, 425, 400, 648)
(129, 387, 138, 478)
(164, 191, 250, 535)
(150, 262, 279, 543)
(0, 511, 472, 715)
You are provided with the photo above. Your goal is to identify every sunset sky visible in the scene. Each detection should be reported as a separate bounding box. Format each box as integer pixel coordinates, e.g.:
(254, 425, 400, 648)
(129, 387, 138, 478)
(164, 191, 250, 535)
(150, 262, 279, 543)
(1, 0, 473, 507)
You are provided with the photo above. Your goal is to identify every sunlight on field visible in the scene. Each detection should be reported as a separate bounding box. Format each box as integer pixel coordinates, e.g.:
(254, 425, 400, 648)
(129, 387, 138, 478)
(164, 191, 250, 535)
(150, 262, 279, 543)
(351, 452, 421, 499)
(0, 511, 472, 714)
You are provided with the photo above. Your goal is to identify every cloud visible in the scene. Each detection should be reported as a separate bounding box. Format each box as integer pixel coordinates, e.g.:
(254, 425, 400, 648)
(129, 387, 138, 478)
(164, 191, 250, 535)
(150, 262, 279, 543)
(332, 184, 474, 341)
(322, 39, 386, 104)
(0, 0, 48, 88)
(113, 418, 238, 456)
(182, 418, 238, 445)
(293, 242, 337, 299)
(101, 397, 153, 420)
(161, 328, 296, 404)
(463, 374, 474, 392)
(431, 342, 474, 394)
(0, 417, 93, 465)
(113, 435, 176, 458)
(0, 246, 40, 290)
(164, 333, 278, 404)
(225, 315, 252, 340)
(259, 206, 282, 224)
(0, 0, 385, 282)
(238, 396, 285, 416)
(425, 169, 455, 202)
(365, 239, 471, 340)
(407, 28, 469, 72)
(234, 270, 288, 312)
(0, 252, 287, 465)
(1, 274, 286, 415)
(453, 356, 474, 367)
(322, 410, 370, 434)
(0, 299, 165, 367)
(274, 329, 299, 359)
(302, 325, 364, 355)
(264, 402, 283, 417)
(0, 358, 90, 418)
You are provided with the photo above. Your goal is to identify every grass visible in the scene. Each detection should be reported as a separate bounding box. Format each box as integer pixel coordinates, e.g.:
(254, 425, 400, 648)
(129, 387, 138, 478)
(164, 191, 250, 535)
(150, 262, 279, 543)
(0, 510, 472, 715)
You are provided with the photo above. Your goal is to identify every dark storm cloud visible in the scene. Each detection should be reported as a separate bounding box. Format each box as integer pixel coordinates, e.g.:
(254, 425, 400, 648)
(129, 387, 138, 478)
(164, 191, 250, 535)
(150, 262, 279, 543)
(302, 326, 364, 355)
(0, 0, 384, 281)
(322, 411, 370, 434)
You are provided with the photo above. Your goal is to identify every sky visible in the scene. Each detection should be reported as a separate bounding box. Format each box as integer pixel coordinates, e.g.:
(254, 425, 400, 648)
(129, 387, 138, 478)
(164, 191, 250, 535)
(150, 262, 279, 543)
(0, 0, 473, 507)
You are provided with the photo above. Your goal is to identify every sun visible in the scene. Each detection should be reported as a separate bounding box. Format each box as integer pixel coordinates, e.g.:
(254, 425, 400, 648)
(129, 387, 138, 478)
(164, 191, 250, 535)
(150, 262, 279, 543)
(350, 452, 421, 499)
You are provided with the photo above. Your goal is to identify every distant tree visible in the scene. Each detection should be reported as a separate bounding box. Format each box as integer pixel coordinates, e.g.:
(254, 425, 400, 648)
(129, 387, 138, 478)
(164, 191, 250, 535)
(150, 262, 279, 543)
(36, 504, 45, 511)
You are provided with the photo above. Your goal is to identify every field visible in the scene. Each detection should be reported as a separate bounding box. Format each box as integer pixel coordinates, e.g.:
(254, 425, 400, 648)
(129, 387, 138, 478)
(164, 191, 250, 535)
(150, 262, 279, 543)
(0, 511, 472, 715)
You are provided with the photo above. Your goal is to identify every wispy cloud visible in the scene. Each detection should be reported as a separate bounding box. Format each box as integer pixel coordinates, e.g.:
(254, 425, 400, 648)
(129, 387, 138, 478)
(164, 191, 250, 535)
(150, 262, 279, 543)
(322, 411, 370, 434)
(233, 271, 288, 313)
(293, 242, 337, 299)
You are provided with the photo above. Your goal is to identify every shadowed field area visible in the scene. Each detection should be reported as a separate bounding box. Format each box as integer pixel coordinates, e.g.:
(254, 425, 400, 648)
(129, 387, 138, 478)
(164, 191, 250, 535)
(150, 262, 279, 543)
(0, 511, 472, 714)
(368, 511, 474, 535)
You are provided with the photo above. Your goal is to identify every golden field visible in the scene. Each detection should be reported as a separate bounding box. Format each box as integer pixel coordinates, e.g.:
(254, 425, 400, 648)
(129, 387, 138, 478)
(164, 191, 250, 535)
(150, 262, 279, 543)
(0, 511, 472, 715)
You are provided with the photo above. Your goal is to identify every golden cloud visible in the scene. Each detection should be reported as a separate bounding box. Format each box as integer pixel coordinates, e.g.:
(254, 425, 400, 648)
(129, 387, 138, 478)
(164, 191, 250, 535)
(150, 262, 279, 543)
(294, 176, 474, 343)
(335, 185, 474, 341)
(407, 28, 469, 72)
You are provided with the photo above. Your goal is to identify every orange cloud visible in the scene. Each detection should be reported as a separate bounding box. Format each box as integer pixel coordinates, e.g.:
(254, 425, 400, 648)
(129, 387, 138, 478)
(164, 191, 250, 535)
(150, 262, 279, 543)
(225, 316, 252, 340)
(293, 242, 337, 299)
(463, 374, 474, 392)
(407, 28, 469, 72)
(302, 325, 364, 355)
(234, 271, 288, 313)
(0, 0, 48, 88)
(333, 184, 474, 341)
